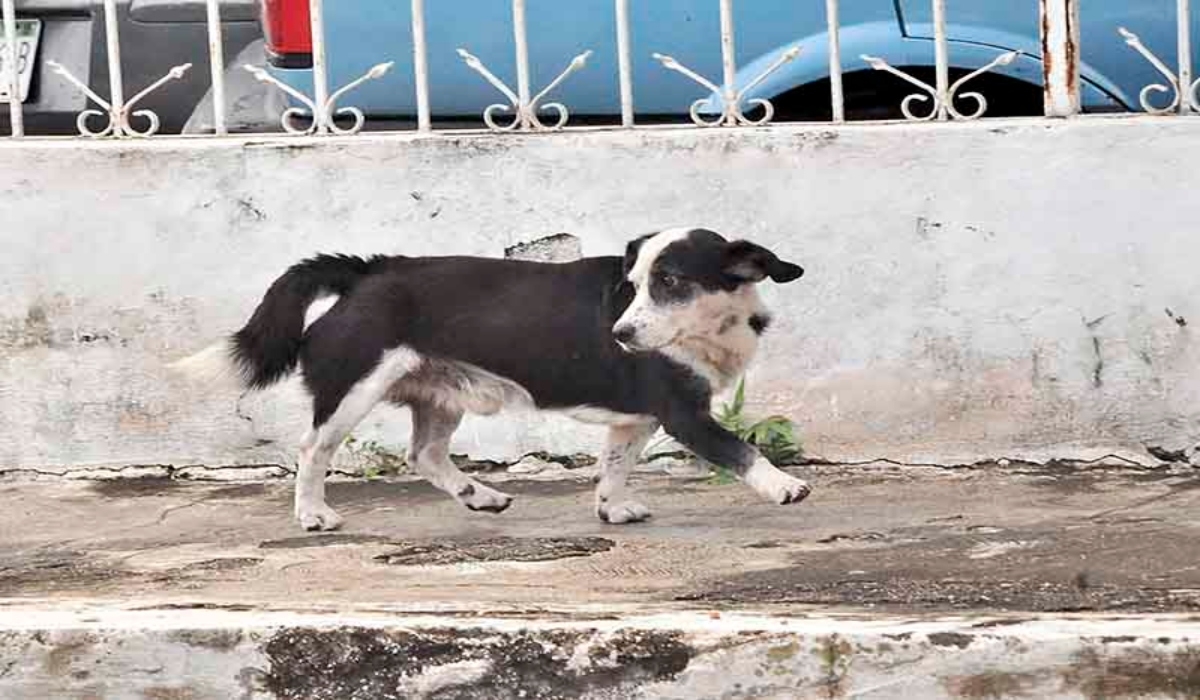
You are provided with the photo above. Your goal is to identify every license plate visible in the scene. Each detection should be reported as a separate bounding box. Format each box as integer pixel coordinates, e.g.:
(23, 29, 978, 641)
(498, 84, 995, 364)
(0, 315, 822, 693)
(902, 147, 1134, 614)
(0, 19, 42, 103)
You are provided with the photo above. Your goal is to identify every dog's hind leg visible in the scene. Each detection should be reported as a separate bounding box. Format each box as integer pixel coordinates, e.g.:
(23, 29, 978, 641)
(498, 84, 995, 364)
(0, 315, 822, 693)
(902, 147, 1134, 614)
(295, 347, 422, 531)
(407, 401, 514, 513)
(595, 420, 659, 524)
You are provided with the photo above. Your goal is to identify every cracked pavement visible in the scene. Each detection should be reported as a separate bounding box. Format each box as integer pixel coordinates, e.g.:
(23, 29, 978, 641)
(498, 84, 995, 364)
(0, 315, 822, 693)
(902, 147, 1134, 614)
(2, 462, 1200, 615)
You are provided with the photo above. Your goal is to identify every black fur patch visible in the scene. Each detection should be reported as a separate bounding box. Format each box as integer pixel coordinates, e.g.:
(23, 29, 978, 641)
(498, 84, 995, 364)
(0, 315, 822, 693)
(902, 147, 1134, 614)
(648, 229, 744, 299)
(749, 314, 771, 335)
(287, 254, 724, 428)
(232, 254, 389, 390)
(623, 233, 656, 278)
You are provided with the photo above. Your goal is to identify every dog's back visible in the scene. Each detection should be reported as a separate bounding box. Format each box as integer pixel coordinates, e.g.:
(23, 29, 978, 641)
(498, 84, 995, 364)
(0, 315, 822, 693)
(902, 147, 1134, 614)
(172, 228, 811, 531)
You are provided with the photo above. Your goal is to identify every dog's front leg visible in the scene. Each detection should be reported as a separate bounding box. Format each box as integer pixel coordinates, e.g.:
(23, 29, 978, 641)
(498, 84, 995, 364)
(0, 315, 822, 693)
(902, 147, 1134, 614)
(663, 410, 811, 506)
(294, 428, 344, 531)
(595, 421, 659, 524)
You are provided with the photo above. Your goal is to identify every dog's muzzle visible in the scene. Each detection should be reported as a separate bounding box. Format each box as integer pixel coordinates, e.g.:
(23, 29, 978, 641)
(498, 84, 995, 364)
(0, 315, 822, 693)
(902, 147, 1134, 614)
(612, 324, 636, 346)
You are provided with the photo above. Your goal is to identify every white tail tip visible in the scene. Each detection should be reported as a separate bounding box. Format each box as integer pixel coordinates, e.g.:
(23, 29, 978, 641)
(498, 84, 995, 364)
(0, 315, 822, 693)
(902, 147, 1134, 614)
(167, 340, 241, 387)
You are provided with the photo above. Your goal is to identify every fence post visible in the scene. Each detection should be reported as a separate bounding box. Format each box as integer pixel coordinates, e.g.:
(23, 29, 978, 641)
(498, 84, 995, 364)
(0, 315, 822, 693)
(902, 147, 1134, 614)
(102, 0, 125, 122)
(2, 0, 22, 136)
(204, 0, 227, 135)
(1040, 0, 1081, 117)
(1176, 0, 1193, 113)
(931, 0, 949, 120)
(411, 0, 431, 132)
(825, 0, 844, 123)
(615, 0, 634, 127)
(307, 0, 330, 133)
(512, 0, 533, 121)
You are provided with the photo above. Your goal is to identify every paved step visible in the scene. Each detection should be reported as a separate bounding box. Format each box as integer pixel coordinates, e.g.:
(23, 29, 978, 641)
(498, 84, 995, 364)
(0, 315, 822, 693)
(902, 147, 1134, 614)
(2, 463, 1199, 697)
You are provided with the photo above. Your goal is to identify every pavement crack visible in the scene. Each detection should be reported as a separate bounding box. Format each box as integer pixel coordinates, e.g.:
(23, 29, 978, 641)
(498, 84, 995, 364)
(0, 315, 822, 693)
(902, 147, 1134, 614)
(1088, 487, 1194, 522)
(156, 496, 213, 524)
(797, 453, 1150, 470)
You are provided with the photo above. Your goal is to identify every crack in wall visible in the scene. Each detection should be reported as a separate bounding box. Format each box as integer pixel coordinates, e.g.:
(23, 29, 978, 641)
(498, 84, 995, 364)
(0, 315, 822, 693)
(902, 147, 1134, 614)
(3, 449, 1191, 485)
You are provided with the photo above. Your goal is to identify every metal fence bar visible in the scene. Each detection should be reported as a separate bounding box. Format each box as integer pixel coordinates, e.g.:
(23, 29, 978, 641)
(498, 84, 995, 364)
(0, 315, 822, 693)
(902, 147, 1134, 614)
(308, 0, 330, 134)
(102, 0, 125, 120)
(2, 0, 22, 136)
(13, 0, 1199, 137)
(512, 0, 533, 118)
(653, 0, 798, 127)
(47, 0, 189, 136)
(1177, 0, 1194, 112)
(1040, 0, 1081, 117)
(615, 0, 634, 127)
(1118, 0, 1198, 114)
(411, 0, 431, 132)
(457, 0, 591, 131)
(825, 0, 844, 123)
(205, 0, 227, 135)
(862, 0, 1016, 121)
(718, 0, 737, 112)
(931, 0, 949, 120)
(244, 0, 391, 135)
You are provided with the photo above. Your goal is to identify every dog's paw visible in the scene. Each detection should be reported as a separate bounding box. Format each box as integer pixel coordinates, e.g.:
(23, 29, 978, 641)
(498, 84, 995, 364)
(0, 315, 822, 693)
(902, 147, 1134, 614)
(744, 461, 812, 506)
(768, 477, 811, 505)
(457, 481, 514, 514)
(598, 500, 652, 524)
(296, 503, 344, 531)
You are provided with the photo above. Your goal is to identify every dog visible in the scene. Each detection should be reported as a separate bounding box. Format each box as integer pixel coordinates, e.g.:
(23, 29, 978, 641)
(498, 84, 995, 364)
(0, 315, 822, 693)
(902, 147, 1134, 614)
(173, 227, 810, 531)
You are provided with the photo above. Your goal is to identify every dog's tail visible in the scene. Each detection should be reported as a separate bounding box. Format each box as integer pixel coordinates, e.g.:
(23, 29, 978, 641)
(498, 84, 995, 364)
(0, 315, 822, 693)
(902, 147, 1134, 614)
(169, 254, 389, 389)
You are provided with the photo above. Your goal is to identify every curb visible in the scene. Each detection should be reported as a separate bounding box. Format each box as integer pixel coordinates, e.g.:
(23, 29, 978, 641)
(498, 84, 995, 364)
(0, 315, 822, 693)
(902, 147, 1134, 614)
(3, 606, 1199, 699)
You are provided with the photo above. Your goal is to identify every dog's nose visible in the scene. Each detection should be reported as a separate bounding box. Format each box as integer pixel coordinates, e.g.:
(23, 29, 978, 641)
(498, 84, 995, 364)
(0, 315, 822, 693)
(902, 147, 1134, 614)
(612, 325, 636, 345)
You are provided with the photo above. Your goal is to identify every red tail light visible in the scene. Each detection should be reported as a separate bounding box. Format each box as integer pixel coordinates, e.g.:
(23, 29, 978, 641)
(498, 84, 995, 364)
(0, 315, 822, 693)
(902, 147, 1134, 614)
(262, 0, 313, 68)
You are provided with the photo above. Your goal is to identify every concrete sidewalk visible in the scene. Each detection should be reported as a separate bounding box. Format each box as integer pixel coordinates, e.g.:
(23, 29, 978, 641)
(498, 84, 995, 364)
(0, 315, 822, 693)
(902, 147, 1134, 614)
(3, 462, 1200, 698)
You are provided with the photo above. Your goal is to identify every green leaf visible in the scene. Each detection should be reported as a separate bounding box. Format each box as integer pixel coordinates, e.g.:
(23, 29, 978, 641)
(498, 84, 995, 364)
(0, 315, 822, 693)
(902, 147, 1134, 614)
(708, 464, 738, 485)
(707, 379, 803, 477)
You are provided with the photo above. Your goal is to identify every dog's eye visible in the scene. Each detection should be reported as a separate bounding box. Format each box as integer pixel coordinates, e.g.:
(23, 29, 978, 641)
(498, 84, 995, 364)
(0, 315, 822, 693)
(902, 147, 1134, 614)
(660, 274, 679, 288)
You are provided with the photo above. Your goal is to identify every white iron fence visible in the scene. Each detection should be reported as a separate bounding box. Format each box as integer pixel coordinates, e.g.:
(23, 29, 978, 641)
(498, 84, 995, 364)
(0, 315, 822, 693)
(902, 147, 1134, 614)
(0, 0, 1196, 138)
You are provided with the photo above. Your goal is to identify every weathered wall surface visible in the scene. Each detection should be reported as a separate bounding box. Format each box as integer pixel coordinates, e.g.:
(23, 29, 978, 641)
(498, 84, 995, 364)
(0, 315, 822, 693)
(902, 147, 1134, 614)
(1, 118, 1197, 471)
(4, 609, 1200, 699)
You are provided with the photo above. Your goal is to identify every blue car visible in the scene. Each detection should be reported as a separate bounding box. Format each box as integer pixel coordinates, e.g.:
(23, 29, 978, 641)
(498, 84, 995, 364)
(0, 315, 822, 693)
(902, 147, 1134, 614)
(250, 0, 1196, 125)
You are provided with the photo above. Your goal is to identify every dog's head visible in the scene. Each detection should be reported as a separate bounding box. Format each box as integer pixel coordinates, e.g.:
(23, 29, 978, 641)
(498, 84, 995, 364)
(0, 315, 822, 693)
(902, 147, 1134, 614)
(612, 228, 804, 352)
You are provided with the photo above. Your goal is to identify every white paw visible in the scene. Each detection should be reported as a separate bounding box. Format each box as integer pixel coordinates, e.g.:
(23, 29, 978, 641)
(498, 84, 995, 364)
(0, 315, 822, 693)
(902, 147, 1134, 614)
(598, 499, 652, 524)
(744, 461, 812, 506)
(296, 503, 344, 531)
(456, 481, 514, 514)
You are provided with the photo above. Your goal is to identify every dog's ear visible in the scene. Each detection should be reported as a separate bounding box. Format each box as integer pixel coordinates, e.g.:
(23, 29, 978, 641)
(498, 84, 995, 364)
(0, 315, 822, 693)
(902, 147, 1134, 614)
(723, 241, 805, 283)
(623, 233, 656, 278)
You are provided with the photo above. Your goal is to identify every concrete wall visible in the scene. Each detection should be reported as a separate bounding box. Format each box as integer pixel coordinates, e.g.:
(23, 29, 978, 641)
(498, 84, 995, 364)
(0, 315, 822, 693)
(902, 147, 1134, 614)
(2, 118, 1198, 472)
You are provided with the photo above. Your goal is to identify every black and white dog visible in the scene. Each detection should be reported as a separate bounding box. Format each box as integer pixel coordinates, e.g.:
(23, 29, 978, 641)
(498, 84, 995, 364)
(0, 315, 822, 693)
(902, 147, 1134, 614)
(174, 227, 810, 531)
